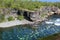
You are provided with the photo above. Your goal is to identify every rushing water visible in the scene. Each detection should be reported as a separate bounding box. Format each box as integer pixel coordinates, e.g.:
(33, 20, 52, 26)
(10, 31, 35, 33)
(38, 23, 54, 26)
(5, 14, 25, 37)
(0, 15, 60, 40)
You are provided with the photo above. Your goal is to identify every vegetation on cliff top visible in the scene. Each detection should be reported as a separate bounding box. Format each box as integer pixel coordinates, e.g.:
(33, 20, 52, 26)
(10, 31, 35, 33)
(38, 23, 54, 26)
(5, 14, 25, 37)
(0, 0, 60, 10)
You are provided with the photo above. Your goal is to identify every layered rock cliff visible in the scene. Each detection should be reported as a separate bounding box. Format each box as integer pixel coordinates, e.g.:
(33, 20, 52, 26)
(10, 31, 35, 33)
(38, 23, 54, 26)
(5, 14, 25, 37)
(0, 6, 60, 22)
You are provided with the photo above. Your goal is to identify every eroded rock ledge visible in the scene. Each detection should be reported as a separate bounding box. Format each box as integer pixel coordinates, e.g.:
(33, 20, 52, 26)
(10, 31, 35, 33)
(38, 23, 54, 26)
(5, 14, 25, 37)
(0, 6, 60, 23)
(0, 6, 60, 28)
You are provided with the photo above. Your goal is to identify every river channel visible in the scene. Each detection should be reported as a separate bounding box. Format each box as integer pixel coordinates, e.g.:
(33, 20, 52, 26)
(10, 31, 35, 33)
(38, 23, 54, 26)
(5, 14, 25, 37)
(0, 14, 60, 40)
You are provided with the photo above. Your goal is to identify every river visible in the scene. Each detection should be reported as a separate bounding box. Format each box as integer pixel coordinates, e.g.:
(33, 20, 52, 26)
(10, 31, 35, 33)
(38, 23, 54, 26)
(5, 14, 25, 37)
(0, 14, 60, 40)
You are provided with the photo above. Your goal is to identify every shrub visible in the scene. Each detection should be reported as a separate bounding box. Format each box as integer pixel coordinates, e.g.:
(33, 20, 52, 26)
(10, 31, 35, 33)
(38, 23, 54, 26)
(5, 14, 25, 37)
(8, 16, 15, 21)
(0, 14, 5, 22)
(17, 15, 24, 20)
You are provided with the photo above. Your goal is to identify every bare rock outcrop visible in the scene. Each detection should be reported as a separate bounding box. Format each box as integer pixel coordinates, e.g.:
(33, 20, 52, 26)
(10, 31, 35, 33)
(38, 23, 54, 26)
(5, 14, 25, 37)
(0, 6, 60, 22)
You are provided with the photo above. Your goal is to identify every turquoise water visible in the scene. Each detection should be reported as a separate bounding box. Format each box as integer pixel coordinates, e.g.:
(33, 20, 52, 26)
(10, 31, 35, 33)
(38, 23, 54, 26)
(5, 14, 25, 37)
(0, 15, 60, 40)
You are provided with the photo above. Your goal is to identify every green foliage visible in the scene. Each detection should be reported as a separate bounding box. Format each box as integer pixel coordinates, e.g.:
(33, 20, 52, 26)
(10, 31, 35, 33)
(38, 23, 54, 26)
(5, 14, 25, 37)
(8, 16, 15, 21)
(0, 14, 5, 22)
(17, 15, 24, 20)
(0, 0, 60, 10)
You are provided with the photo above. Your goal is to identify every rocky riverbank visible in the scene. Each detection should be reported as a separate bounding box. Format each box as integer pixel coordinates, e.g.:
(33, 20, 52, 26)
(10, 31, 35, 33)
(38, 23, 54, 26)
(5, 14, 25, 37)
(0, 19, 34, 28)
(0, 6, 60, 28)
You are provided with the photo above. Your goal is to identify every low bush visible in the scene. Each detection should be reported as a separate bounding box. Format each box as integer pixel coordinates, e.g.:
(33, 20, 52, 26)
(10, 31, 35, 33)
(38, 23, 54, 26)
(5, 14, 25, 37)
(8, 16, 15, 21)
(17, 15, 24, 20)
(0, 14, 5, 22)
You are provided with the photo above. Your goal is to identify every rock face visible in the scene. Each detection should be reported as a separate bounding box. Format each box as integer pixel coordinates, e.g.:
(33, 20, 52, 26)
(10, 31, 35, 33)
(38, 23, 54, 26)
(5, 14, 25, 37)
(30, 11, 40, 21)
(29, 6, 60, 22)
(0, 8, 18, 20)
(0, 6, 60, 22)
